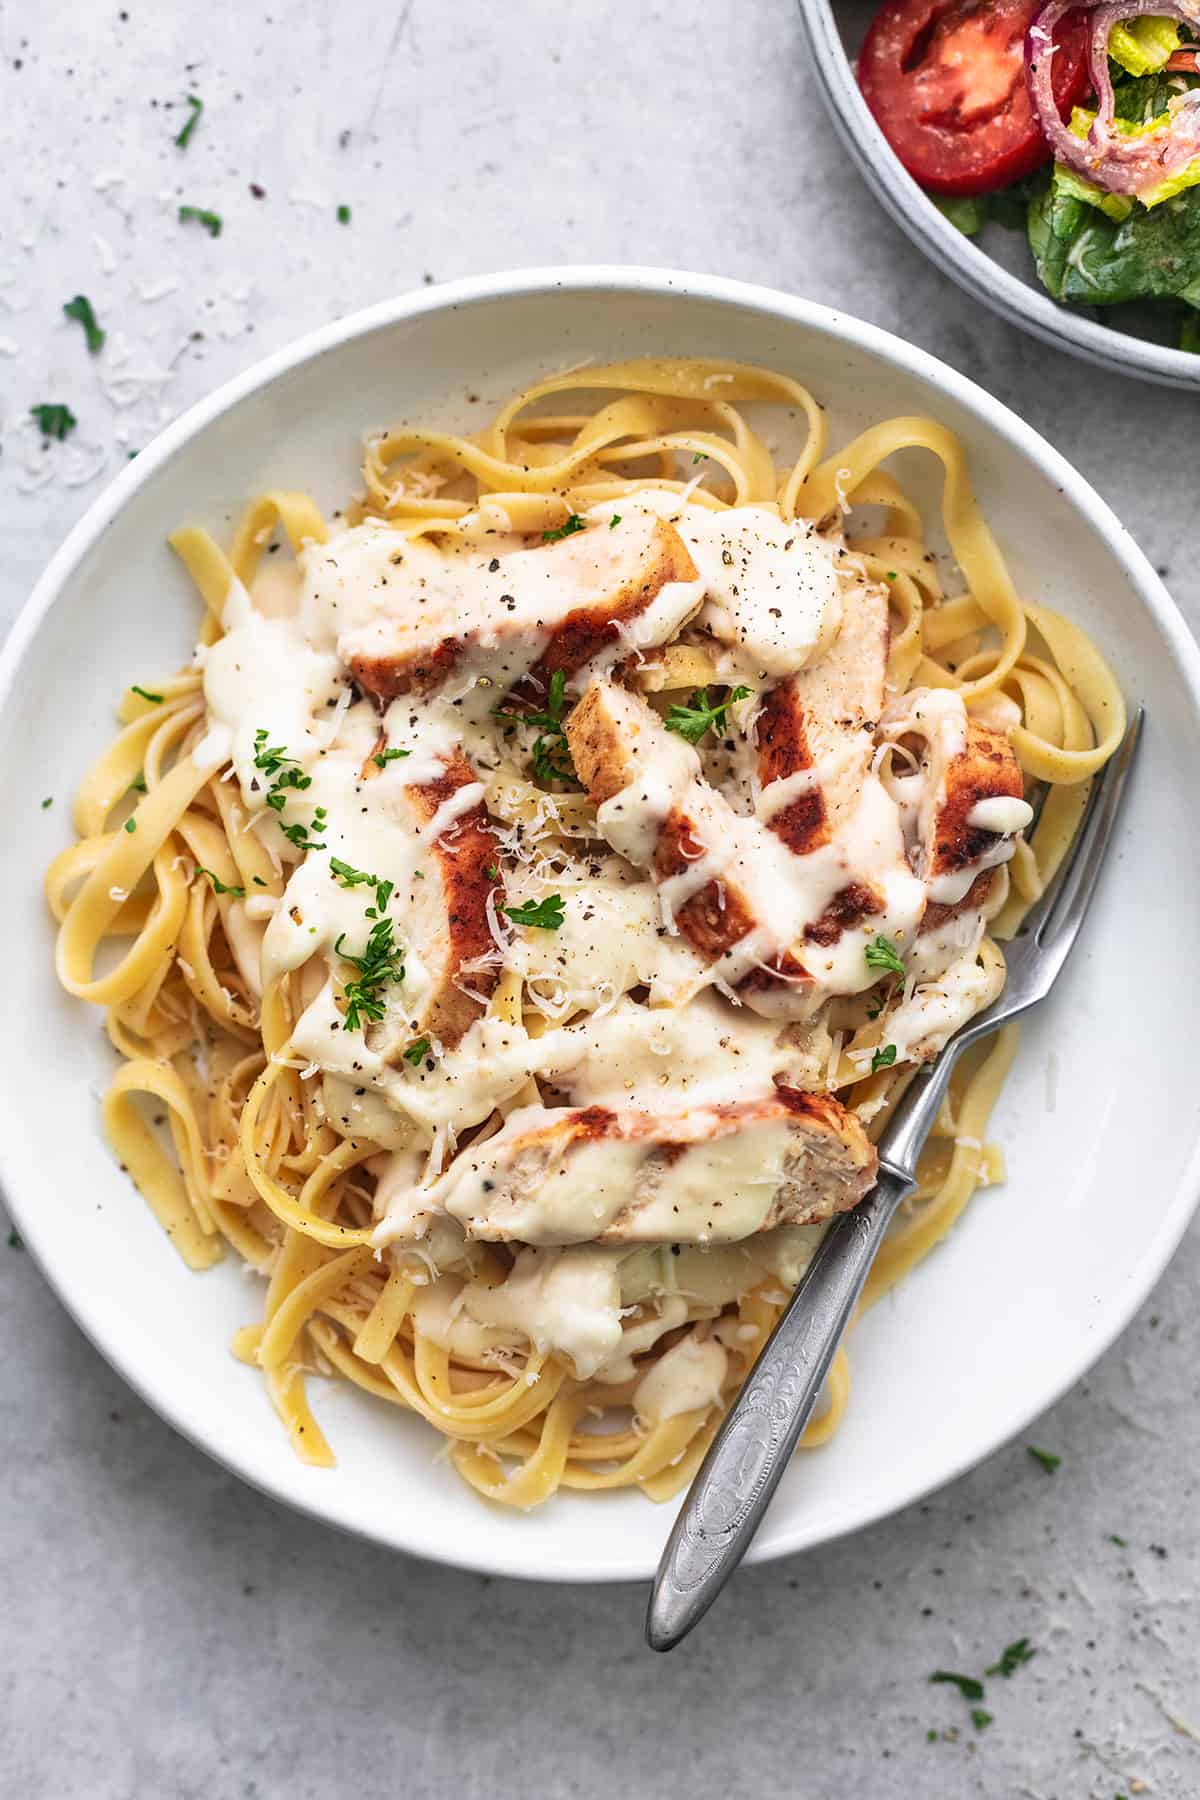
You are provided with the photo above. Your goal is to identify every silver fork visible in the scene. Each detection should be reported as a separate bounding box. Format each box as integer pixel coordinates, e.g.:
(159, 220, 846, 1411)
(646, 706, 1143, 1652)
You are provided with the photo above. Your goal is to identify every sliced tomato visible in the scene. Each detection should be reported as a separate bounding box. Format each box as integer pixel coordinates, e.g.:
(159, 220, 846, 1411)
(857, 0, 1091, 196)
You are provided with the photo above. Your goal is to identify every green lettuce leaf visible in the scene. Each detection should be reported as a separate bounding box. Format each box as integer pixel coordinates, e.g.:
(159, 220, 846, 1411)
(1029, 182, 1200, 303)
(1107, 16, 1180, 77)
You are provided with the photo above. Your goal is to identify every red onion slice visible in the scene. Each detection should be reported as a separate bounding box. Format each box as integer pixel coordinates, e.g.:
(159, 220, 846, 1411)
(1026, 0, 1200, 196)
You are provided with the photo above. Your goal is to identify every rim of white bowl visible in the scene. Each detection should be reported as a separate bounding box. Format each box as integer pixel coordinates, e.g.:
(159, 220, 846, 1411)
(6, 266, 1200, 1583)
(796, 0, 1200, 392)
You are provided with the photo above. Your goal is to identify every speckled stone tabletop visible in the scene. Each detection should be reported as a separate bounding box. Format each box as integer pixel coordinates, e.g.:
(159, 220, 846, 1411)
(2, 6, 1197, 1796)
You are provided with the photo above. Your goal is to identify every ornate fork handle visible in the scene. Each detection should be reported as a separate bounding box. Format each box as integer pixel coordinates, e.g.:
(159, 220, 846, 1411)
(646, 1051, 962, 1651)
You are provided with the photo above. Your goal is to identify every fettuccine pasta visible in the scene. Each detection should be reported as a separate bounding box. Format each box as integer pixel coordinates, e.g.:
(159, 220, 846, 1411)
(47, 359, 1122, 1507)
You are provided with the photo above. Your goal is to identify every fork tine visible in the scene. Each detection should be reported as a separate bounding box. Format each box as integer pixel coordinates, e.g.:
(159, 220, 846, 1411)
(1031, 704, 1143, 952)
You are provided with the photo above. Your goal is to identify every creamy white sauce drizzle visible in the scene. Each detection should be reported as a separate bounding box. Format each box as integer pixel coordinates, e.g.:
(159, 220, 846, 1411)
(967, 795, 1034, 834)
(634, 1334, 728, 1424)
(193, 493, 1027, 1374)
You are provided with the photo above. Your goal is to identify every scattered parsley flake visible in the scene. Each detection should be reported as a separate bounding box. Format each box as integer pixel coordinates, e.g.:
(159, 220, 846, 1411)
(179, 204, 223, 238)
(1027, 1446, 1061, 1475)
(886, 569, 898, 580)
(485, 865, 499, 882)
(63, 294, 105, 353)
(335, 915, 405, 1031)
(404, 1037, 431, 1066)
(930, 1671, 984, 1702)
(871, 1044, 898, 1073)
(123, 818, 137, 834)
(692, 451, 706, 463)
(279, 807, 327, 853)
(664, 685, 753, 746)
(609, 513, 621, 529)
(330, 857, 378, 889)
(499, 669, 580, 788)
(41, 797, 53, 810)
(373, 746, 410, 767)
(129, 774, 147, 794)
(131, 685, 164, 705)
(1109, 1533, 1128, 1547)
(970, 1709, 993, 1732)
(926, 1728, 938, 1743)
(503, 894, 566, 931)
(336, 203, 351, 224)
(986, 1638, 1036, 1678)
(865, 935, 906, 977)
(252, 876, 267, 887)
(30, 403, 77, 441)
(195, 865, 244, 896)
(542, 514, 586, 544)
(175, 93, 204, 148)
(7, 1229, 22, 1251)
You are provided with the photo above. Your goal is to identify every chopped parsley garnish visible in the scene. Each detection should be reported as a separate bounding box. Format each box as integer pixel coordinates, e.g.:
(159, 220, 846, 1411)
(253, 729, 310, 788)
(179, 204, 223, 238)
(129, 774, 147, 794)
(7, 1228, 22, 1251)
(41, 797, 52, 810)
(886, 569, 897, 580)
(485, 865, 499, 882)
(195, 865, 244, 896)
(929, 1671, 984, 1701)
(330, 857, 377, 889)
(1027, 1446, 1061, 1475)
(373, 746, 410, 768)
(131, 685, 165, 705)
(498, 669, 580, 788)
(542, 514, 587, 544)
(503, 894, 566, 931)
(609, 513, 621, 529)
(123, 818, 137, 834)
(63, 294, 105, 354)
(925, 1728, 938, 1743)
(692, 451, 706, 463)
(1109, 1533, 1128, 1547)
(404, 1037, 431, 1066)
(252, 876, 267, 887)
(175, 94, 204, 148)
(30, 403, 77, 441)
(970, 1709, 993, 1732)
(664, 685, 753, 747)
(279, 807, 327, 852)
(254, 728, 316, 835)
(336, 204, 352, 224)
(871, 1044, 897, 1073)
(335, 915, 405, 1031)
(986, 1638, 1036, 1678)
(865, 935, 906, 977)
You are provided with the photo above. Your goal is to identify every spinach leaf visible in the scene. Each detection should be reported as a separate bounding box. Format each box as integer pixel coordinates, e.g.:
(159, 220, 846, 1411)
(935, 195, 988, 237)
(1029, 182, 1200, 305)
(934, 177, 1043, 239)
(1110, 69, 1185, 124)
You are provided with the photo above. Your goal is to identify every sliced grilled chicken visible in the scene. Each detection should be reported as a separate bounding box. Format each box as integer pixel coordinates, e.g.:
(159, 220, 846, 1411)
(374, 750, 501, 1052)
(565, 680, 811, 999)
(424, 1087, 877, 1246)
(756, 584, 888, 854)
(342, 512, 703, 705)
(754, 584, 893, 951)
(881, 692, 1030, 911)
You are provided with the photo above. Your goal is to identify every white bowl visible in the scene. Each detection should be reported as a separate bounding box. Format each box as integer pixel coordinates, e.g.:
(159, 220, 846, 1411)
(8, 267, 1200, 1583)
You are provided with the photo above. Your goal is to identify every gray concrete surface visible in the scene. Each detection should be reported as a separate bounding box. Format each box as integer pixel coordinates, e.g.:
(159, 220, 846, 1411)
(1, 4, 1197, 1795)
